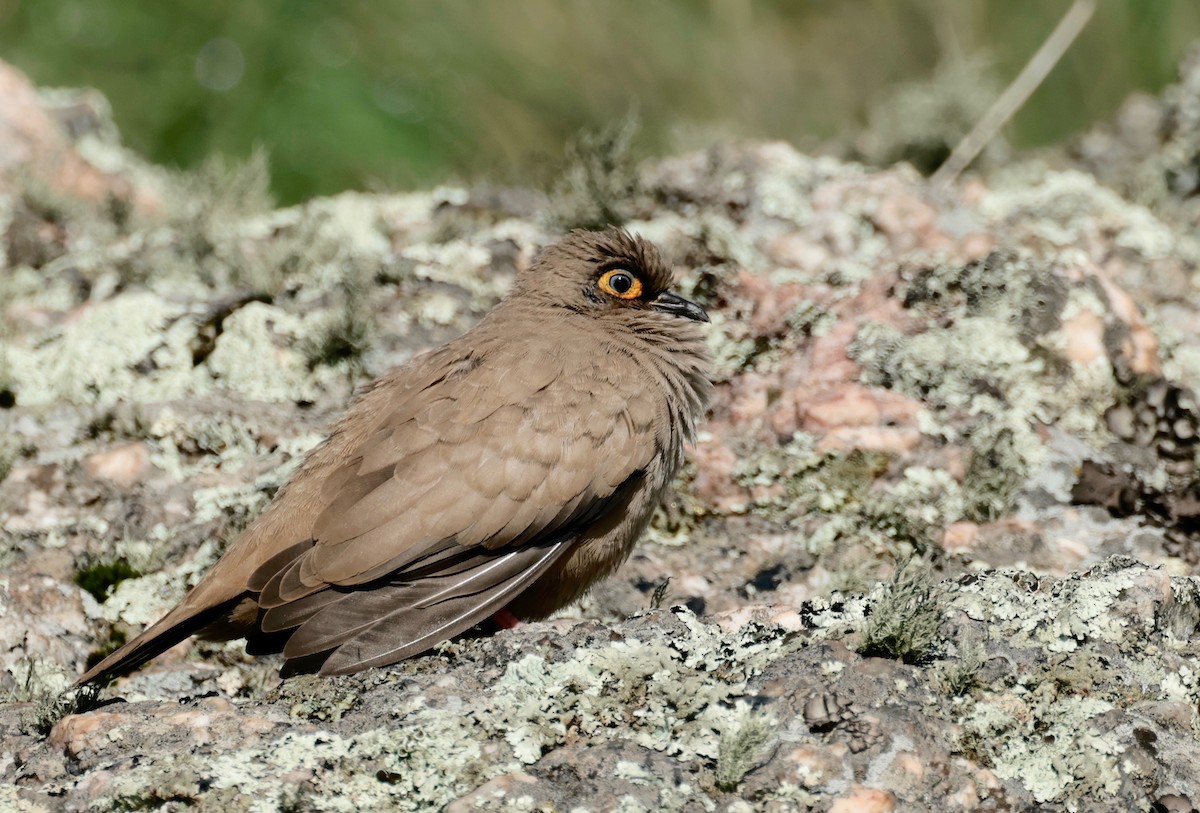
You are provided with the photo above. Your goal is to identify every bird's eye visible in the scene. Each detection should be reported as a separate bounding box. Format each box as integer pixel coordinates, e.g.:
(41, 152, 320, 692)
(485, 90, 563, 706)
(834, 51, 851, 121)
(598, 269, 643, 300)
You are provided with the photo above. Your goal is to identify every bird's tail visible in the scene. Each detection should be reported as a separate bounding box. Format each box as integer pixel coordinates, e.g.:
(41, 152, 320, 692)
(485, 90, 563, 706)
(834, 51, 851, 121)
(75, 596, 240, 687)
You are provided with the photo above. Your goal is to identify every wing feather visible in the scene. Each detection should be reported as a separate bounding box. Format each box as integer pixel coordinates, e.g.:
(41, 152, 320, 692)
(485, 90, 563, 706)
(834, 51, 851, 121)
(283, 540, 568, 662)
(248, 331, 660, 670)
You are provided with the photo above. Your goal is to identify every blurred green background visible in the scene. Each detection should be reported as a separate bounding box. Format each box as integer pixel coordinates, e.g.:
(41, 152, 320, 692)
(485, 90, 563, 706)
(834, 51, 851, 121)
(0, 0, 1195, 204)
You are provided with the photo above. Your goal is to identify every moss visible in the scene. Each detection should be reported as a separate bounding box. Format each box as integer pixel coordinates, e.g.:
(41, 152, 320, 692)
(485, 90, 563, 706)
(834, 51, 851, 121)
(714, 707, 774, 792)
(856, 56, 1000, 175)
(74, 558, 142, 603)
(300, 256, 376, 374)
(549, 111, 643, 231)
(7, 658, 102, 735)
(84, 627, 128, 672)
(857, 559, 943, 664)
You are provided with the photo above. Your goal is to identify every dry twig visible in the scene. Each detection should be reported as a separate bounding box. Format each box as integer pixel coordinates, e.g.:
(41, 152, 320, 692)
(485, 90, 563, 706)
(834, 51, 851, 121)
(931, 0, 1095, 188)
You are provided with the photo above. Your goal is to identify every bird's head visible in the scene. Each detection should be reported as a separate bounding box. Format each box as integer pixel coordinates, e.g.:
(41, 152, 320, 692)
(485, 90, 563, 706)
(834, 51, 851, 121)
(517, 228, 709, 326)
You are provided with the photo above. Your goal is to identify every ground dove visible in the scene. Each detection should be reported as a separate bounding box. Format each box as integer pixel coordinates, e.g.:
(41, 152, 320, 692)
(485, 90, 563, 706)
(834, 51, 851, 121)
(78, 228, 712, 683)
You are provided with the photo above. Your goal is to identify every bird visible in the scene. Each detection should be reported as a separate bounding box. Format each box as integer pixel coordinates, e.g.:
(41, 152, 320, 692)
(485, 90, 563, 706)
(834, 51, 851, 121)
(77, 228, 712, 684)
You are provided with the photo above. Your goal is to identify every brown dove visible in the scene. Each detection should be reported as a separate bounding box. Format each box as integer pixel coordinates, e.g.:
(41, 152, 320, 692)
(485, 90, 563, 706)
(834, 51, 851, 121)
(78, 228, 711, 683)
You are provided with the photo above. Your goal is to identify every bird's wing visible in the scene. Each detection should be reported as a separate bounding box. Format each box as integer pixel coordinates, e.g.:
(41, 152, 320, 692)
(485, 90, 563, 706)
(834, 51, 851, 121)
(251, 336, 662, 673)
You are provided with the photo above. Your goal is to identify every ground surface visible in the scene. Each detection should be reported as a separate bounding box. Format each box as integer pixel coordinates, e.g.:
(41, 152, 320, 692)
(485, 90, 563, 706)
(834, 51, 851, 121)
(3, 55, 1200, 811)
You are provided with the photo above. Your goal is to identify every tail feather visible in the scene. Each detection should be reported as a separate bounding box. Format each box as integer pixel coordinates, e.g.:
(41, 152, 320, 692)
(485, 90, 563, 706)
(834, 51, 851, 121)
(75, 599, 238, 687)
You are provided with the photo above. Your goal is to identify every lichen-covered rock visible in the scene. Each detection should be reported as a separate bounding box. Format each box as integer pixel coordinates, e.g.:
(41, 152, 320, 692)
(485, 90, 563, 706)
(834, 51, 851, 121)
(2, 562, 1199, 811)
(2, 56, 1200, 811)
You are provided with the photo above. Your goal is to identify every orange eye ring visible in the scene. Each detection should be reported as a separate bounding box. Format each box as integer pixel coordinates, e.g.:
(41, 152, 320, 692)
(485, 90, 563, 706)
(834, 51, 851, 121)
(598, 269, 643, 300)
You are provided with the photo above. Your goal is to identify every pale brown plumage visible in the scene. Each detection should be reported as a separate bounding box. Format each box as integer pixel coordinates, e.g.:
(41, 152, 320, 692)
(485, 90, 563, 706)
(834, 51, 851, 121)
(77, 228, 711, 683)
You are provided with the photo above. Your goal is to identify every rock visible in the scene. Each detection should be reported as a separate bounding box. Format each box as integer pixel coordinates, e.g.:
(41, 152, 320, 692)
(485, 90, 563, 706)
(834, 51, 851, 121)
(0, 59, 157, 209)
(84, 442, 152, 489)
(828, 787, 897, 813)
(2, 49, 1200, 813)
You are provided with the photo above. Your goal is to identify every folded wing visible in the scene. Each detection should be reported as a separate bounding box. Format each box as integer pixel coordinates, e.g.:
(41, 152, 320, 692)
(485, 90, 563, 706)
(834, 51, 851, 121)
(251, 339, 658, 674)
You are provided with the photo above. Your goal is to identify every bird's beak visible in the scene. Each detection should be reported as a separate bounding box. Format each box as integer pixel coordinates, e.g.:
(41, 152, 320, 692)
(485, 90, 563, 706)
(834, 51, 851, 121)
(651, 291, 709, 322)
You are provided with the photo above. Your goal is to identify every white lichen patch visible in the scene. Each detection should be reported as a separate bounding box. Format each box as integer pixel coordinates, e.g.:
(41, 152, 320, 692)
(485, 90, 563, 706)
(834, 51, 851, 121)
(479, 612, 786, 765)
(704, 311, 760, 382)
(950, 564, 1143, 645)
(101, 716, 491, 813)
(402, 240, 496, 301)
(101, 569, 184, 629)
(982, 168, 1178, 261)
(89, 612, 791, 812)
(5, 290, 357, 409)
(0, 784, 53, 813)
(4, 265, 88, 314)
(966, 695, 1123, 805)
(867, 466, 965, 536)
(201, 302, 322, 402)
(7, 293, 195, 406)
(102, 538, 224, 628)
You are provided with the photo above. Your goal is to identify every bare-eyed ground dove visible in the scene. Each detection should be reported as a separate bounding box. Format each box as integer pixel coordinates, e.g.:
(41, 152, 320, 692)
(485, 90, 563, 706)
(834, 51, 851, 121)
(78, 228, 711, 683)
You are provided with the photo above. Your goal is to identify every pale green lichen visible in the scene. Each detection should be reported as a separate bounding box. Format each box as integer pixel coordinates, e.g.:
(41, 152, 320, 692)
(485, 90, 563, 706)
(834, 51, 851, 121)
(792, 561, 1200, 807)
(0, 784, 54, 813)
(401, 238, 504, 309)
(982, 168, 1182, 261)
(704, 311, 767, 383)
(3, 291, 358, 408)
(733, 436, 961, 561)
(965, 695, 1123, 806)
(949, 564, 1145, 649)
(204, 302, 326, 401)
(852, 250, 1125, 526)
(549, 111, 643, 231)
(939, 562, 1200, 805)
(857, 558, 944, 664)
(90, 611, 790, 812)
(0, 432, 16, 486)
(857, 56, 1000, 175)
(272, 675, 362, 722)
(5, 656, 99, 735)
(480, 611, 786, 765)
(864, 467, 964, 547)
(714, 705, 774, 791)
(6, 293, 194, 406)
(104, 721, 485, 813)
(784, 300, 835, 337)
(934, 645, 985, 698)
(101, 538, 224, 628)
(748, 149, 862, 229)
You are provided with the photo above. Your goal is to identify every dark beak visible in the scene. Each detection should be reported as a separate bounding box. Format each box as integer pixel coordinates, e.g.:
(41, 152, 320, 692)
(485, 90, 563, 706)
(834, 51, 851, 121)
(652, 291, 709, 322)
